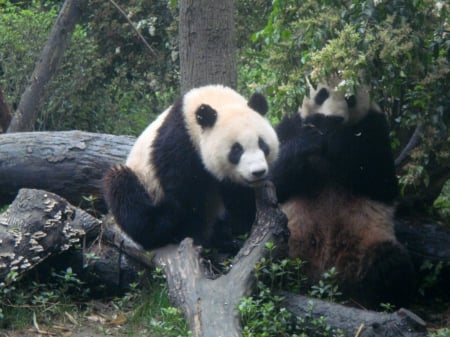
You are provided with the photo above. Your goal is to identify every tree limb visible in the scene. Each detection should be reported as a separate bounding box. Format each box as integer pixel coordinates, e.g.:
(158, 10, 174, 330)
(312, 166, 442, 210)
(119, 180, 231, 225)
(7, 0, 82, 132)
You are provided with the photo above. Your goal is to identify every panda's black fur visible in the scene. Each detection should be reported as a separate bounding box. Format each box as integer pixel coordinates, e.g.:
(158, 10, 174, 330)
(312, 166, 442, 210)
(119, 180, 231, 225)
(271, 81, 415, 308)
(103, 85, 279, 251)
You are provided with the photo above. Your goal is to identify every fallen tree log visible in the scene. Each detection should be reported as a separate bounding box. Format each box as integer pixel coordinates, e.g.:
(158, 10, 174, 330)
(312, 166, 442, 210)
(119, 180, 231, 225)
(281, 292, 427, 337)
(0, 188, 100, 285)
(0, 131, 134, 208)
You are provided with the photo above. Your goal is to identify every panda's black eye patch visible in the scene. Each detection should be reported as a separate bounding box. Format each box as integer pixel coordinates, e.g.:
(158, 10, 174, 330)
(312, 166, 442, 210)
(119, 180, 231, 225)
(258, 137, 270, 156)
(315, 88, 329, 106)
(228, 142, 244, 165)
(345, 94, 357, 108)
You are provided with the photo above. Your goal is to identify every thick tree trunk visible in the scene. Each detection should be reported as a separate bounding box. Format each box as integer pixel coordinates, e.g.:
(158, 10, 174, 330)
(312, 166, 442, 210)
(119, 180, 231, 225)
(7, 0, 81, 132)
(0, 131, 134, 208)
(179, 0, 237, 94)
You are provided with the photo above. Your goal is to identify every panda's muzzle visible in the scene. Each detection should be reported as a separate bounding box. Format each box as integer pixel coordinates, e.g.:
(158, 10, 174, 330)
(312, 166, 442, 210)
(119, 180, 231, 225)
(244, 169, 268, 186)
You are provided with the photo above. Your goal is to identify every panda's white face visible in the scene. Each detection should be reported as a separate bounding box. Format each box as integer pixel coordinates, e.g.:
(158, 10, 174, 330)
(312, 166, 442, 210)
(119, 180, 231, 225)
(200, 110, 279, 186)
(300, 80, 377, 124)
(182, 85, 279, 187)
(301, 83, 349, 122)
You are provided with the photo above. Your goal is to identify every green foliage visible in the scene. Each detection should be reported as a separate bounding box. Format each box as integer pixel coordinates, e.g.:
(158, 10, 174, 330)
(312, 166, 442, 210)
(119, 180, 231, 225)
(418, 260, 450, 296)
(0, 266, 190, 336)
(429, 328, 450, 337)
(244, 0, 450, 209)
(0, 267, 90, 329)
(0, 0, 179, 135)
(116, 268, 191, 337)
(0, 1, 57, 109)
(308, 267, 342, 302)
(239, 243, 344, 337)
(433, 179, 450, 219)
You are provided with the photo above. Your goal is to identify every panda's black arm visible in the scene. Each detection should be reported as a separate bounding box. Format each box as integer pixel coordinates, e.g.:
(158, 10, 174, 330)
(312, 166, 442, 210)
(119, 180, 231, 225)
(326, 112, 398, 204)
(275, 113, 304, 143)
(271, 125, 329, 202)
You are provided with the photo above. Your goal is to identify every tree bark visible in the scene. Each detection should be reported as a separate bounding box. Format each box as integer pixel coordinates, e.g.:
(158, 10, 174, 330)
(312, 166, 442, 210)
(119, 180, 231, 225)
(7, 0, 82, 132)
(0, 131, 134, 208)
(0, 189, 100, 285)
(150, 182, 288, 337)
(179, 0, 237, 94)
(281, 292, 427, 337)
(0, 87, 12, 132)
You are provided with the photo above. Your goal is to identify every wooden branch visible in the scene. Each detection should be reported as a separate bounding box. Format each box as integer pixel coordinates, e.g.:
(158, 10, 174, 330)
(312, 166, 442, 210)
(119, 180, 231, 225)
(0, 131, 134, 207)
(395, 123, 424, 167)
(108, 0, 156, 56)
(0, 189, 100, 285)
(281, 292, 427, 337)
(150, 181, 288, 337)
(7, 0, 82, 132)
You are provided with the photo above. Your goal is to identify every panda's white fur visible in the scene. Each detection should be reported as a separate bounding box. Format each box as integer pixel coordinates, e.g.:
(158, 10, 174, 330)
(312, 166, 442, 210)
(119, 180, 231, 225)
(103, 84, 279, 250)
(126, 107, 171, 203)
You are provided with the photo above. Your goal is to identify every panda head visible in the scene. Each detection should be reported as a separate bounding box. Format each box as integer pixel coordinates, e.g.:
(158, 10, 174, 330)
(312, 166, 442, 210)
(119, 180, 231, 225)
(300, 78, 380, 124)
(183, 85, 279, 187)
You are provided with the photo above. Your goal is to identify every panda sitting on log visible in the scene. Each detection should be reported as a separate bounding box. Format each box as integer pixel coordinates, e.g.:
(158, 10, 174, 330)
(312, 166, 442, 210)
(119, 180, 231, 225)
(271, 79, 415, 309)
(103, 85, 279, 252)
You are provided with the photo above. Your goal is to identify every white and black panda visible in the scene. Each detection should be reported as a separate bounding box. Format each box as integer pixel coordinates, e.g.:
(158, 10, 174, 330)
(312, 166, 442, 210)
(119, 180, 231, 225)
(270, 80, 415, 308)
(103, 85, 279, 251)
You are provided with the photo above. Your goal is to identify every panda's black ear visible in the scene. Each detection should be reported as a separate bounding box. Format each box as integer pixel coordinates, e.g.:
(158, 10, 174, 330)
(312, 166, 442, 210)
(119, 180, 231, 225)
(196, 104, 217, 129)
(248, 92, 269, 116)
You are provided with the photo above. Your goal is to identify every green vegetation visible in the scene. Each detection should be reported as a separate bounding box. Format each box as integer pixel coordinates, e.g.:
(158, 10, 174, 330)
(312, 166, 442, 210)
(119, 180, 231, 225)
(239, 243, 345, 337)
(244, 0, 449, 209)
(429, 328, 450, 337)
(0, 266, 190, 336)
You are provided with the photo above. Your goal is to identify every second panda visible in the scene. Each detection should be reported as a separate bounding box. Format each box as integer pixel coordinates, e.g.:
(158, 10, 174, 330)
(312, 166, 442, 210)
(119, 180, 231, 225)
(103, 85, 279, 251)
(271, 80, 415, 308)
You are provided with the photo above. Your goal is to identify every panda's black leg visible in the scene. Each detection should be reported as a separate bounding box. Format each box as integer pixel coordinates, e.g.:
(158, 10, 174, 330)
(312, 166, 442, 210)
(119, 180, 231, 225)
(103, 165, 180, 249)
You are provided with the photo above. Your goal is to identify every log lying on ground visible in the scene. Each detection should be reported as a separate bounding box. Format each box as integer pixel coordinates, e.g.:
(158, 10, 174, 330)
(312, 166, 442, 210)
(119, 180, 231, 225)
(281, 292, 427, 337)
(0, 131, 134, 208)
(0, 188, 430, 337)
(0, 188, 100, 285)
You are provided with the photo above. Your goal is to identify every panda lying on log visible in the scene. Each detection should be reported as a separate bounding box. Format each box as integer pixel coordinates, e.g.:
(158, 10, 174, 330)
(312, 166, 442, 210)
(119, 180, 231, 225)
(271, 79, 416, 309)
(103, 85, 279, 252)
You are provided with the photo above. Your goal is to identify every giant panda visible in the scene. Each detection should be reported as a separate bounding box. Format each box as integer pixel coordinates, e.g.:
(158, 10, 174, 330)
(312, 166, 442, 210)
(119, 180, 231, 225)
(270, 79, 415, 308)
(103, 85, 279, 251)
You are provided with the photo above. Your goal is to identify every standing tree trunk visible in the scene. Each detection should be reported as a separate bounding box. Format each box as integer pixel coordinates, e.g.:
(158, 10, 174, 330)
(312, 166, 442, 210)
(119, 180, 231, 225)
(7, 0, 81, 133)
(0, 87, 12, 132)
(179, 0, 237, 94)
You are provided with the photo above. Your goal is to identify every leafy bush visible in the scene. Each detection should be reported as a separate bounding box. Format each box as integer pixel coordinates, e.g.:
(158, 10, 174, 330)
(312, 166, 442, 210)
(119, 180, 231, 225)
(239, 243, 345, 337)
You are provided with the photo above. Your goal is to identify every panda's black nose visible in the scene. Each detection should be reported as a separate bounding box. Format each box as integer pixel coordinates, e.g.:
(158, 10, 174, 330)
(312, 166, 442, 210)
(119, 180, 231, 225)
(252, 169, 267, 178)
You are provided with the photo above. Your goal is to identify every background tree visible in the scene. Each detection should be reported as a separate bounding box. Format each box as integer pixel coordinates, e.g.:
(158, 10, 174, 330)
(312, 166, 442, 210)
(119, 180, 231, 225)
(6, 0, 81, 132)
(179, 0, 237, 93)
